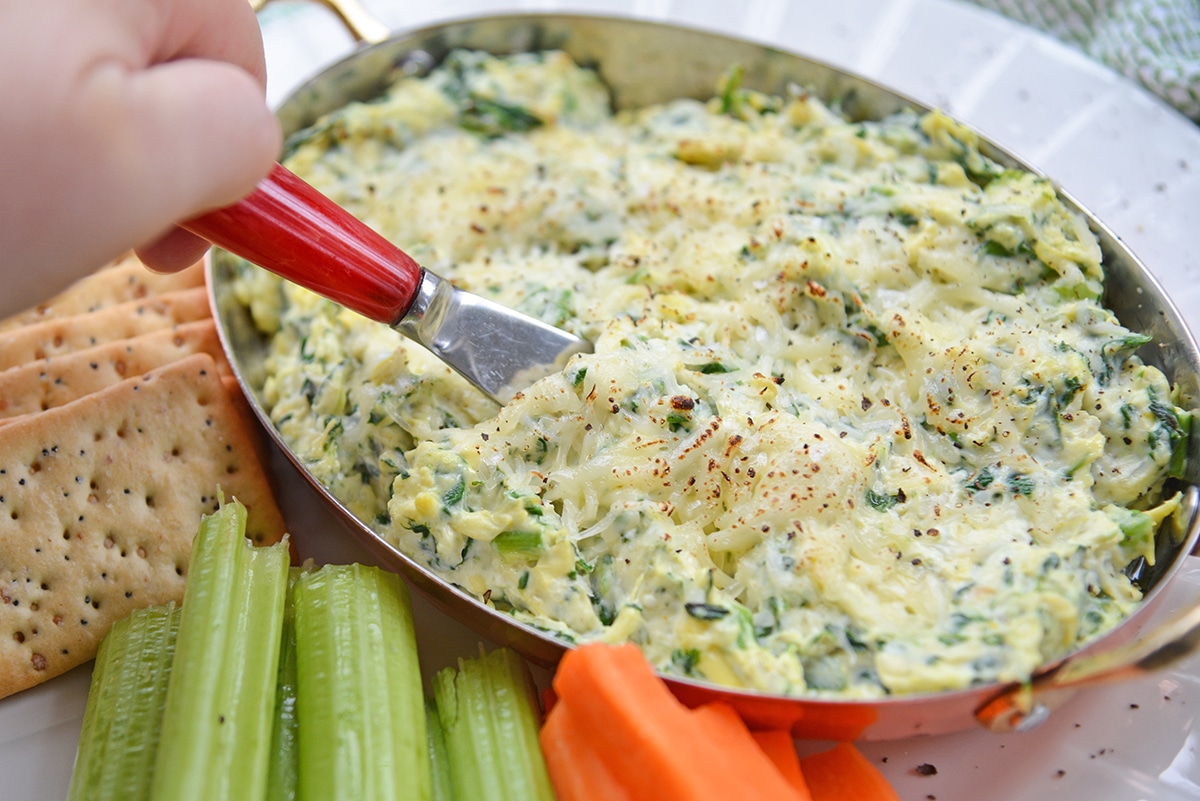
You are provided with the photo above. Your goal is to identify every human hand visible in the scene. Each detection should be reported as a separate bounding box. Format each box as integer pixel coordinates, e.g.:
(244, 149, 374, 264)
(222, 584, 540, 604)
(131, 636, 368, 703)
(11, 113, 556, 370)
(0, 0, 281, 294)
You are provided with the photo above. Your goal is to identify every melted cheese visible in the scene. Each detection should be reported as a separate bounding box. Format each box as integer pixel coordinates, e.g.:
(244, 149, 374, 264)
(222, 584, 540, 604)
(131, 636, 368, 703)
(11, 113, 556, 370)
(236, 50, 1189, 697)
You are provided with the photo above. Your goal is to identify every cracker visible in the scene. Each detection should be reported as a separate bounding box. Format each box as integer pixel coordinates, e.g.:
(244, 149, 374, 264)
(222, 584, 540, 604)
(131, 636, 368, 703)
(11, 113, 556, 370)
(0, 353, 287, 699)
(0, 319, 231, 421)
(0, 254, 205, 333)
(0, 287, 211, 371)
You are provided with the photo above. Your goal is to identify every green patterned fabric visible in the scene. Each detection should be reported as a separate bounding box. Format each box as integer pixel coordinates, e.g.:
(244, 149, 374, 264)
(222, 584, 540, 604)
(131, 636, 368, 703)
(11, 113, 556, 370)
(968, 0, 1200, 121)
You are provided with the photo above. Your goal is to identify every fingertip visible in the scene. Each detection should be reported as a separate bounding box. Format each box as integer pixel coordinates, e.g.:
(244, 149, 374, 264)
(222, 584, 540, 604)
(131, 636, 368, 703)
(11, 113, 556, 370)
(135, 228, 211, 273)
(184, 62, 282, 208)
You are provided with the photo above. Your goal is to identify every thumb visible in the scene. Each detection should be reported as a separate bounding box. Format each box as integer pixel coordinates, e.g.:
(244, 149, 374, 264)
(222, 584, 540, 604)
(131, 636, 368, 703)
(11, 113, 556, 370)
(117, 59, 282, 272)
(119, 57, 282, 225)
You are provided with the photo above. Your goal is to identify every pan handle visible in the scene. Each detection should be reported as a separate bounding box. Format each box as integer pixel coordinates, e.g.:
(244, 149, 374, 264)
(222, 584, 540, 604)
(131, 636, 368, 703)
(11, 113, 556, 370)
(976, 599, 1200, 733)
(249, 0, 390, 44)
(976, 485, 1200, 733)
(183, 163, 422, 326)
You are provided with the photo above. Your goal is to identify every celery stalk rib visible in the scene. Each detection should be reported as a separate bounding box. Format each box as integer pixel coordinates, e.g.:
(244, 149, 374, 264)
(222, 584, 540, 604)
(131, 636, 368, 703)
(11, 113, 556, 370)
(425, 697, 456, 801)
(266, 568, 303, 801)
(67, 603, 180, 801)
(293, 564, 430, 801)
(433, 648, 556, 801)
(150, 501, 290, 801)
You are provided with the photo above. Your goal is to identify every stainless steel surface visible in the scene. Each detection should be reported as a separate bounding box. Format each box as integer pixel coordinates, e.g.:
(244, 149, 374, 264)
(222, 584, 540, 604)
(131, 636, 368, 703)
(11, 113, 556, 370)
(395, 270, 592, 405)
(209, 13, 1200, 740)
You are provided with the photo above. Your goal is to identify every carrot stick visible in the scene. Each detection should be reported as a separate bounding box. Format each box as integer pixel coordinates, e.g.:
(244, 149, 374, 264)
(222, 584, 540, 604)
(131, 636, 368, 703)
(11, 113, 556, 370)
(550, 643, 719, 801)
(690, 703, 810, 801)
(541, 685, 558, 715)
(750, 730, 812, 800)
(799, 742, 901, 801)
(539, 699, 632, 801)
(550, 643, 804, 801)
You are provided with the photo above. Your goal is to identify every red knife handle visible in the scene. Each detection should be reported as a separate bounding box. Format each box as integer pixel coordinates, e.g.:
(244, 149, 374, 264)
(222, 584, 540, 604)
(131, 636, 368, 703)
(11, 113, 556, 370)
(184, 163, 421, 325)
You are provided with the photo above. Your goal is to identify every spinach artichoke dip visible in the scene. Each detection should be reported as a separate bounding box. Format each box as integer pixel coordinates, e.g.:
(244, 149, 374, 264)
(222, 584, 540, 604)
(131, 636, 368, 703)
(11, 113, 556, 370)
(232, 50, 1192, 698)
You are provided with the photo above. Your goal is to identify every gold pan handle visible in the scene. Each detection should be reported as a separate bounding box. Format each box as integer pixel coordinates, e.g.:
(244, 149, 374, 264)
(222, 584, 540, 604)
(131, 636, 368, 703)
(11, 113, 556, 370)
(977, 485, 1200, 733)
(250, 0, 390, 44)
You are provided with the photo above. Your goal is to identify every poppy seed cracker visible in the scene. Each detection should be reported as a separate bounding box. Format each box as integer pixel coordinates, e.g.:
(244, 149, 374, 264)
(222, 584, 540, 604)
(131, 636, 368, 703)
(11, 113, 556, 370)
(0, 353, 287, 698)
(0, 287, 211, 371)
(0, 254, 204, 333)
(0, 319, 231, 421)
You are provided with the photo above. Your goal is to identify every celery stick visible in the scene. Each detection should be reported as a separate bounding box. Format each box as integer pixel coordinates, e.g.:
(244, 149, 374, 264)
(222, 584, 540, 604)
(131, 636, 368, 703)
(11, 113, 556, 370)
(293, 564, 430, 801)
(432, 647, 556, 801)
(150, 501, 290, 801)
(67, 603, 180, 801)
(266, 568, 303, 801)
(426, 697, 456, 801)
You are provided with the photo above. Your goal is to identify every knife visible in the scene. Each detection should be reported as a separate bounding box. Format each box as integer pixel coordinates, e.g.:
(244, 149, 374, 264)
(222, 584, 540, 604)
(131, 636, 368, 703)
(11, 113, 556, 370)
(184, 163, 592, 404)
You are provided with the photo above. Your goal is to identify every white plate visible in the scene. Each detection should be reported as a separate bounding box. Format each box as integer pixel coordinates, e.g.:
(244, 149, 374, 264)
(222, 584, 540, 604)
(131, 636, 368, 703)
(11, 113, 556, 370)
(6, 1, 1200, 798)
